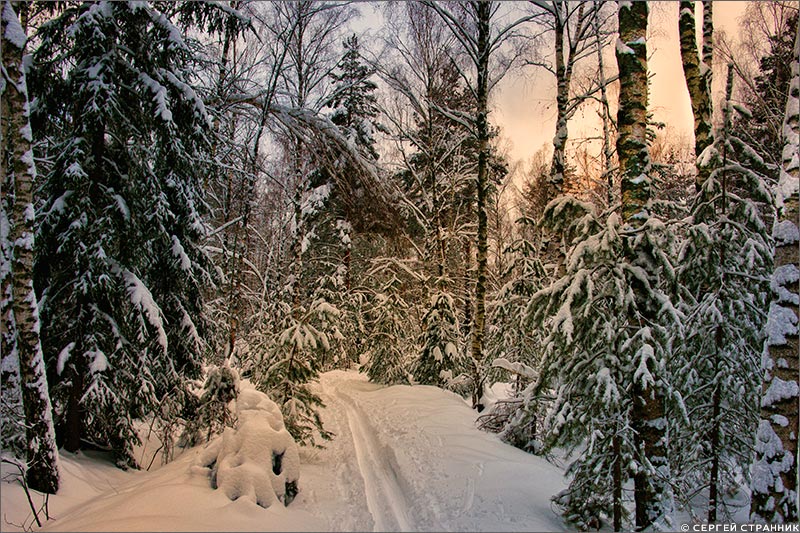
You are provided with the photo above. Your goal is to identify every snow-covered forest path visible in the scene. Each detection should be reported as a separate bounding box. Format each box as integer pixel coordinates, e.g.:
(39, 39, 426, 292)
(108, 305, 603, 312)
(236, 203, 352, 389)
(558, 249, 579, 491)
(1, 370, 567, 532)
(296, 371, 567, 532)
(325, 374, 414, 531)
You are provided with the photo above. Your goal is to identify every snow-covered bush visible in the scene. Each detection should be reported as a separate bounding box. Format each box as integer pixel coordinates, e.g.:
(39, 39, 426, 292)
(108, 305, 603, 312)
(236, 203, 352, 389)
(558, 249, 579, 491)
(199, 387, 300, 508)
(254, 298, 336, 448)
(198, 365, 240, 439)
(181, 364, 239, 447)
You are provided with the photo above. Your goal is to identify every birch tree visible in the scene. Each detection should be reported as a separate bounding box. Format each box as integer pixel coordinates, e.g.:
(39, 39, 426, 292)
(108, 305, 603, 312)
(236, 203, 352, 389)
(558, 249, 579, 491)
(750, 24, 799, 525)
(526, 1, 613, 199)
(616, 4, 674, 528)
(679, 1, 714, 192)
(1, 0, 59, 493)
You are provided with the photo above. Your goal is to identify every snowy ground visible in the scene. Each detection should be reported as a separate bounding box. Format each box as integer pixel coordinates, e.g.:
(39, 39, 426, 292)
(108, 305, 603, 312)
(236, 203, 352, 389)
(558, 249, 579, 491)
(1, 370, 566, 532)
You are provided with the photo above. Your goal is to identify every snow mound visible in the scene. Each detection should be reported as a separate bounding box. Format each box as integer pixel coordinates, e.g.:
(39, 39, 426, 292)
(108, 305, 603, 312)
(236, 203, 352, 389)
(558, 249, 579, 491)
(199, 387, 300, 508)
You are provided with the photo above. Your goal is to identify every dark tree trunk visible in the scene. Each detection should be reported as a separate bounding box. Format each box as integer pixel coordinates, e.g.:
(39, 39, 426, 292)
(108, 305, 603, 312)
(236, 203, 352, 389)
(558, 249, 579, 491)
(469, 0, 491, 411)
(64, 365, 84, 454)
(613, 433, 623, 532)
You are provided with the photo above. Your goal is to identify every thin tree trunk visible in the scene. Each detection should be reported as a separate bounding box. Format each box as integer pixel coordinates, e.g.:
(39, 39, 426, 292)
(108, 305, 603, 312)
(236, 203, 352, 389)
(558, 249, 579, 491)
(64, 366, 84, 453)
(212, 11, 240, 359)
(463, 238, 472, 336)
(612, 432, 623, 532)
(750, 26, 799, 525)
(708, 64, 734, 525)
(616, 3, 669, 529)
(430, 107, 446, 283)
(593, 0, 614, 205)
(291, 150, 304, 315)
(708, 371, 721, 523)
(1, 0, 60, 494)
(344, 245, 351, 291)
(550, 4, 568, 198)
(470, 0, 491, 411)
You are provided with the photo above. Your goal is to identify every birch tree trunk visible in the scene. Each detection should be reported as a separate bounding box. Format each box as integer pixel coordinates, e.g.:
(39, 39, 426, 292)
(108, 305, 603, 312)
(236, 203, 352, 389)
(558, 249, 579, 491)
(0, 11, 23, 457)
(593, 0, 615, 205)
(679, 1, 713, 192)
(1, 0, 60, 494)
(701, 1, 713, 69)
(750, 25, 799, 525)
(549, 3, 568, 197)
(616, 2, 669, 529)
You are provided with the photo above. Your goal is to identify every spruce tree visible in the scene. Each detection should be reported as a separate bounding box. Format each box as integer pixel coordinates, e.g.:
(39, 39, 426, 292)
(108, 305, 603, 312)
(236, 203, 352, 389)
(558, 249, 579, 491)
(674, 66, 772, 522)
(256, 298, 336, 447)
(327, 34, 382, 163)
(483, 234, 546, 452)
(514, 4, 678, 529)
(485, 231, 545, 389)
(361, 280, 412, 386)
(522, 195, 678, 531)
(29, 1, 235, 467)
(412, 290, 463, 389)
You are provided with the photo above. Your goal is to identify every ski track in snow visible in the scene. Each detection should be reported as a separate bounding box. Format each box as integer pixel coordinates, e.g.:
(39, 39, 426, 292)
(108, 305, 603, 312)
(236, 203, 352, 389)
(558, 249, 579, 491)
(323, 376, 414, 532)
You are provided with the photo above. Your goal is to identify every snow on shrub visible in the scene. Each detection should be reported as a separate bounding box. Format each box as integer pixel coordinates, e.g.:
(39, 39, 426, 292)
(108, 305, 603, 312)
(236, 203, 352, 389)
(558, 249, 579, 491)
(198, 386, 300, 508)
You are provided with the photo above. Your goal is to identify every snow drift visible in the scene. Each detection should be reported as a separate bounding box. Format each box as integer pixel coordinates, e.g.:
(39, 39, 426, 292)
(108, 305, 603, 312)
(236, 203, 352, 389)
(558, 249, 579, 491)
(198, 387, 300, 508)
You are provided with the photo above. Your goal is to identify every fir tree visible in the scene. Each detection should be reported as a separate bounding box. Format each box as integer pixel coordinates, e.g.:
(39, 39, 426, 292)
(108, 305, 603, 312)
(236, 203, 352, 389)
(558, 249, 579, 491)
(256, 298, 336, 448)
(29, 1, 235, 467)
(674, 65, 773, 522)
(485, 231, 546, 392)
(412, 290, 463, 389)
(514, 5, 679, 529)
(326, 34, 382, 162)
(482, 231, 546, 449)
(361, 279, 412, 386)
(289, 33, 385, 376)
(522, 195, 678, 531)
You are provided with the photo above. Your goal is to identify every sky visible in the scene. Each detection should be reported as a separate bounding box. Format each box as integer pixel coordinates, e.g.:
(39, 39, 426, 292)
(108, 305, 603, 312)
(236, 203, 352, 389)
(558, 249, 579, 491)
(352, 1, 751, 166)
(494, 1, 750, 164)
